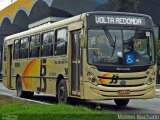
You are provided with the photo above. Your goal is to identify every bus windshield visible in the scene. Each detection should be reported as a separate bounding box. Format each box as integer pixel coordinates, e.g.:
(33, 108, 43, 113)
(87, 28, 154, 66)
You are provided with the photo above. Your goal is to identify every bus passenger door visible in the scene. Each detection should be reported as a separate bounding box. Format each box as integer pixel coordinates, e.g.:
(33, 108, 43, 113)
(6, 45, 12, 88)
(71, 31, 82, 96)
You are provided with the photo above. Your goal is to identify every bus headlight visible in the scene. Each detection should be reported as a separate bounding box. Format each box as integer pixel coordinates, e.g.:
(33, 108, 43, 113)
(147, 78, 153, 85)
(91, 77, 96, 83)
(147, 72, 156, 85)
(88, 76, 97, 83)
(87, 72, 97, 84)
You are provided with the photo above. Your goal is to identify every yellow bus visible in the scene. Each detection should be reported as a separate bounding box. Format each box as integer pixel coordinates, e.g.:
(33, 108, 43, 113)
(2, 11, 156, 106)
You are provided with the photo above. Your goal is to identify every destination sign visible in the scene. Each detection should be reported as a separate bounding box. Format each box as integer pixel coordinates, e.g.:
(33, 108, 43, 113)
(95, 15, 146, 26)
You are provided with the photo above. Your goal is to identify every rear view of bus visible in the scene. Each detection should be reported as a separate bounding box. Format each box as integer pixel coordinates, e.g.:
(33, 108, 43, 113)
(84, 12, 156, 106)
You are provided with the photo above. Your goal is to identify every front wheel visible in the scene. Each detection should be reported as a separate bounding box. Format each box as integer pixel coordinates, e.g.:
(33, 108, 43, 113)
(114, 99, 129, 106)
(57, 80, 68, 103)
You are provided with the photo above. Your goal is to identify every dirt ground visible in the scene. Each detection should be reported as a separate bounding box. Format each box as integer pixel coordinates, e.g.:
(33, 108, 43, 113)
(0, 95, 18, 105)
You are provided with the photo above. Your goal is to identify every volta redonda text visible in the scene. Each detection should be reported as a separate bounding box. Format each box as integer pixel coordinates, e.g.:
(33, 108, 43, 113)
(95, 16, 143, 25)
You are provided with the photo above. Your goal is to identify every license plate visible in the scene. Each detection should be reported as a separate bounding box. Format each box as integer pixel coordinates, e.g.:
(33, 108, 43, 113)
(118, 90, 130, 95)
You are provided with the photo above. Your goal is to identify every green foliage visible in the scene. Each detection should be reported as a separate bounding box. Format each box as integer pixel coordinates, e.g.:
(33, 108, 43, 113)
(0, 102, 118, 120)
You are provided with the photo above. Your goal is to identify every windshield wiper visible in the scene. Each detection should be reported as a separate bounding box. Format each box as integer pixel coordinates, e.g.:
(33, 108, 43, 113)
(103, 26, 117, 57)
(111, 36, 117, 57)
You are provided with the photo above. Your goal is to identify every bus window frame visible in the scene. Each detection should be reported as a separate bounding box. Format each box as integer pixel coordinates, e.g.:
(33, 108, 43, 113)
(13, 39, 20, 60)
(29, 34, 41, 58)
(19, 37, 29, 59)
(54, 27, 68, 57)
(41, 31, 54, 57)
(86, 27, 155, 67)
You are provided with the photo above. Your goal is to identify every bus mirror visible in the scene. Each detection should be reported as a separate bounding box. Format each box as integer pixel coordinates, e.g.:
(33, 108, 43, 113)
(80, 34, 86, 48)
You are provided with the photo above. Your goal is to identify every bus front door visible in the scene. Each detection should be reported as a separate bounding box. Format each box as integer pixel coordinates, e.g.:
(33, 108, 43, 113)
(71, 31, 82, 96)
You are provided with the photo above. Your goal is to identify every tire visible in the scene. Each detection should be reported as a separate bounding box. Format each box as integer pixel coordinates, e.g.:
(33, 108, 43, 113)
(16, 77, 34, 98)
(114, 99, 129, 106)
(57, 80, 68, 103)
(16, 77, 24, 97)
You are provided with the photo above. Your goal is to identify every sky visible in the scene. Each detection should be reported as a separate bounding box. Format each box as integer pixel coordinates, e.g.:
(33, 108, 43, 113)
(0, 0, 17, 11)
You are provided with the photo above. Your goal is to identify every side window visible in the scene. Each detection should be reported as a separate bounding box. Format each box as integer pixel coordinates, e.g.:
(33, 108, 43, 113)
(14, 40, 20, 59)
(42, 31, 54, 57)
(20, 37, 29, 59)
(30, 34, 40, 58)
(55, 28, 68, 56)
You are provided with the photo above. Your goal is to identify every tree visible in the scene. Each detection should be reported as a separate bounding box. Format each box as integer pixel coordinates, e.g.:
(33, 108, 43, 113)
(107, 0, 140, 12)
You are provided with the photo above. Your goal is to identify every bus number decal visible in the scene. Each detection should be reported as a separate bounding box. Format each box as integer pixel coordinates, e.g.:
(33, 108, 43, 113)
(109, 74, 119, 84)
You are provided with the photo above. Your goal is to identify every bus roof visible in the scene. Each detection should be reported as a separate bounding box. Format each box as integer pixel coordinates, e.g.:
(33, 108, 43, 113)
(4, 13, 84, 44)
(4, 11, 152, 45)
(86, 11, 151, 18)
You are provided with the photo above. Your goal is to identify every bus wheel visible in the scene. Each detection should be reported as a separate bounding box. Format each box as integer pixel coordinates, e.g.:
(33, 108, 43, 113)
(114, 99, 129, 106)
(16, 77, 24, 97)
(16, 77, 34, 98)
(57, 80, 67, 103)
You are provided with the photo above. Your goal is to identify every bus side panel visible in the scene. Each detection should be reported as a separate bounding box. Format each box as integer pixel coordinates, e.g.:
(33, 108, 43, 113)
(45, 78, 56, 94)
(25, 59, 40, 92)
(2, 43, 12, 89)
(2, 61, 7, 87)
(3, 45, 13, 89)
(45, 58, 68, 95)
(43, 58, 56, 94)
(12, 59, 41, 91)
(10, 76, 16, 90)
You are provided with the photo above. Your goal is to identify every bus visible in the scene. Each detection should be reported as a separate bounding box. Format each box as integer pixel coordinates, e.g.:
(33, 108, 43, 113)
(2, 11, 156, 106)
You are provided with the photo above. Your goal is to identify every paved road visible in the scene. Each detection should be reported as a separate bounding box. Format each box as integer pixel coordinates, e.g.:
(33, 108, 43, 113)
(0, 82, 160, 114)
(89, 98, 160, 114)
(0, 82, 16, 96)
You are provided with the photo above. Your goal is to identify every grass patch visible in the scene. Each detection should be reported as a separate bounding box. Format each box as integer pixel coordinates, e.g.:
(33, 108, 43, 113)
(0, 95, 120, 120)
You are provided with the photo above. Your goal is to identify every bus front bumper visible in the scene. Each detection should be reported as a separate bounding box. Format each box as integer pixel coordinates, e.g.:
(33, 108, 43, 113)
(83, 82, 156, 100)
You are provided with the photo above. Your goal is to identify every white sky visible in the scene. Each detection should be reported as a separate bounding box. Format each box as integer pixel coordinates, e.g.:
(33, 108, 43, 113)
(0, 0, 17, 11)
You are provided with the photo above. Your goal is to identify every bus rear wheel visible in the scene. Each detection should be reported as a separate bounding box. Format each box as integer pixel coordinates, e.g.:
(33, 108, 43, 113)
(16, 77, 24, 97)
(57, 80, 68, 103)
(114, 99, 129, 106)
(16, 77, 34, 98)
